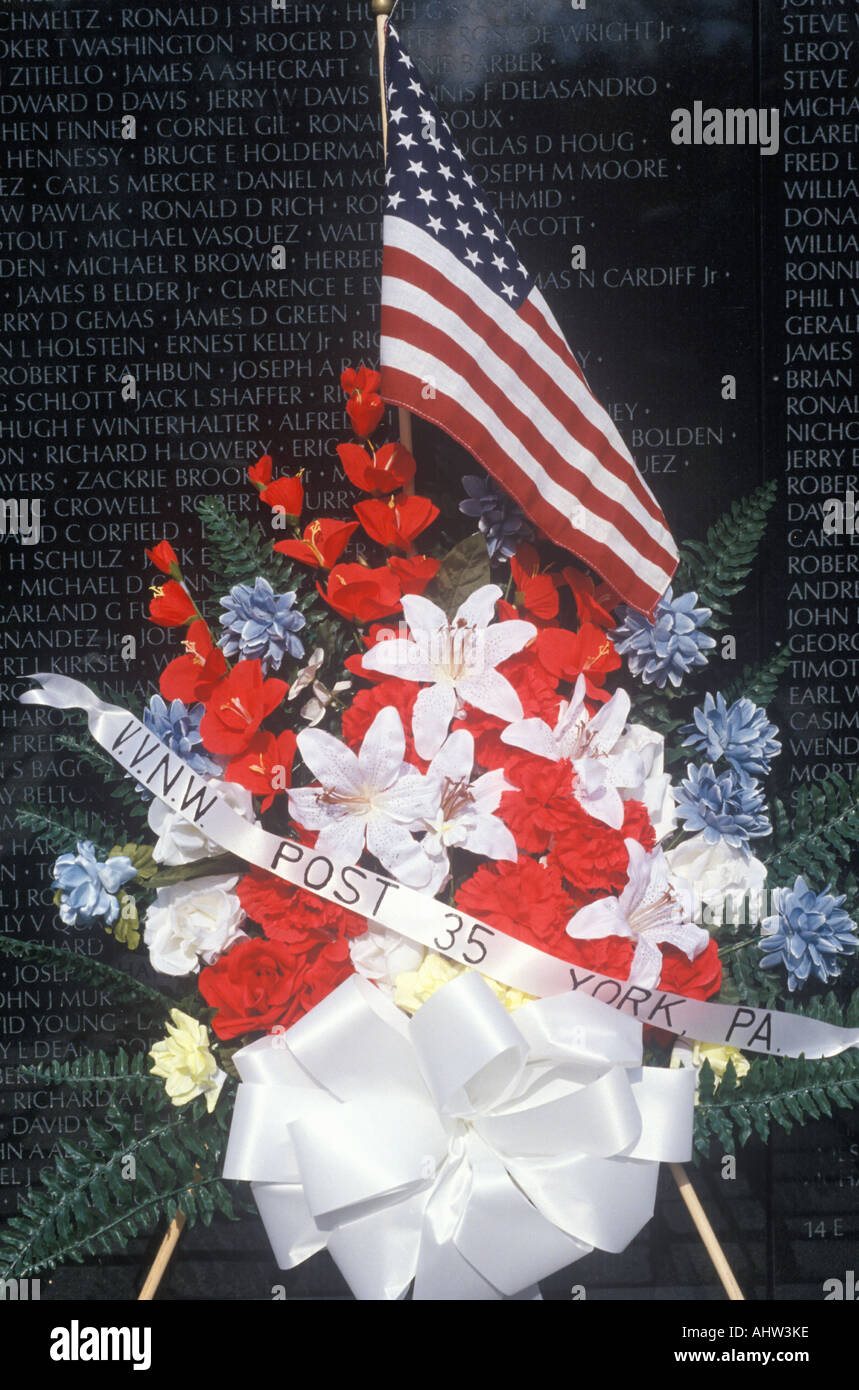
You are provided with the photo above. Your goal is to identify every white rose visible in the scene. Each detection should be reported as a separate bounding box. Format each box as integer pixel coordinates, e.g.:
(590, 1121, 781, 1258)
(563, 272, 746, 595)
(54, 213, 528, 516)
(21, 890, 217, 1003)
(349, 923, 426, 997)
(144, 875, 246, 976)
(614, 722, 677, 841)
(147, 780, 256, 866)
(665, 832, 768, 929)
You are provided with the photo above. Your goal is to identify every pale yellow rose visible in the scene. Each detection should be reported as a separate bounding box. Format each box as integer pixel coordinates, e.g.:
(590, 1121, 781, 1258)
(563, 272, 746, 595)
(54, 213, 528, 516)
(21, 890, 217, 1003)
(691, 1042, 751, 1087)
(149, 1008, 226, 1113)
(394, 952, 534, 1015)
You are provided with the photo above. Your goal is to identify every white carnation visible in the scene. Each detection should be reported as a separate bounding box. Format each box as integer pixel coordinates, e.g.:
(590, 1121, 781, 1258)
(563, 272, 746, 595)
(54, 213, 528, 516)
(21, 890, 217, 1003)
(613, 721, 677, 842)
(665, 832, 768, 928)
(144, 875, 246, 976)
(349, 923, 426, 997)
(147, 779, 256, 866)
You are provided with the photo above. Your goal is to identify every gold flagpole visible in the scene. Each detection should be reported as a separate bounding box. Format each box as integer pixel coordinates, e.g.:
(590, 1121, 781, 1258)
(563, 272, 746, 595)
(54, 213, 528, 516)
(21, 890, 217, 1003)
(371, 0, 415, 480)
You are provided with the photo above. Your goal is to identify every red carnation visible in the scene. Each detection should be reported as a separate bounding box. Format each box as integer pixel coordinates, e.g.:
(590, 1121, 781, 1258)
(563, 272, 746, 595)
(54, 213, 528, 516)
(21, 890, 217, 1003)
(548, 798, 655, 902)
(498, 755, 577, 855)
(159, 620, 227, 704)
(148, 579, 196, 627)
(199, 936, 306, 1040)
(260, 475, 304, 517)
(238, 868, 366, 946)
(274, 518, 359, 569)
(337, 441, 416, 494)
(456, 858, 576, 955)
(225, 729, 297, 812)
(659, 939, 722, 1001)
(200, 660, 288, 756)
(318, 562, 402, 622)
(341, 677, 425, 767)
(146, 540, 180, 577)
(354, 495, 439, 551)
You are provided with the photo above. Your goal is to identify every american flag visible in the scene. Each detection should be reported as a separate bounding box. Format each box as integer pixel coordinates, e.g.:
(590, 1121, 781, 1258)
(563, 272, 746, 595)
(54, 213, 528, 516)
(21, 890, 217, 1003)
(379, 24, 678, 617)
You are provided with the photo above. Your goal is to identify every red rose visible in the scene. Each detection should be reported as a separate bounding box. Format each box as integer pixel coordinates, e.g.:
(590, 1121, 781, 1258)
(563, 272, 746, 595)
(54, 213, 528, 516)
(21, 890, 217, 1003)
(199, 936, 304, 1040)
(200, 660, 288, 756)
(318, 562, 402, 622)
(148, 579, 196, 627)
(274, 518, 359, 569)
(456, 858, 576, 955)
(146, 540, 180, 577)
(337, 441, 416, 494)
(354, 495, 439, 551)
(159, 620, 227, 704)
(260, 475, 304, 517)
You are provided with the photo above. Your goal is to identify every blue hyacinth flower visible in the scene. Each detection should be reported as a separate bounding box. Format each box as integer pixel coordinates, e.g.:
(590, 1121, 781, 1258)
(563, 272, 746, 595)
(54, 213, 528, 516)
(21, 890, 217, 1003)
(759, 876, 858, 991)
(218, 576, 306, 674)
(613, 587, 716, 689)
(682, 692, 781, 785)
(459, 474, 533, 559)
(144, 695, 222, 777)
(675, 762, 771, 850)
(52, 841, 137, 927)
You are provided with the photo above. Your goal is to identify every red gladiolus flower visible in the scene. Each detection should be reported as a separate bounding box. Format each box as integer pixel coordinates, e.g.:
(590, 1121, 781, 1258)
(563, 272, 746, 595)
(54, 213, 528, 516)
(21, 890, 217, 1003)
(346, 391, 385, 438)
(387, 554, 440, 595)
(317, 562, 403, 622)
(259, 474, 304, 516)
(248, 454, 273, 489)
(225, 728, 297, 812)
(274, 517, 359, 569)
(200, 660, 288, 756)
(336, 441, 416, 494)
(146, 540, 180, 577)
(354, 495, 439, 551)
(562, 567, 619, 630)
(341, 365, 381, 397)
(160, 620, 227, 704)
(535, 622, 621, 699)
(510, 545, 559, 621)
(148, 580, 196, 627)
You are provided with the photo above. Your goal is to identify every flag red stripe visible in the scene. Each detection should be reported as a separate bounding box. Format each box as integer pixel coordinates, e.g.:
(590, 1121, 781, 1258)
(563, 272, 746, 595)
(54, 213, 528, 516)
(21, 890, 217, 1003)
(384, 243, 666, 531)
(382, 364, 665, 616)
(382, 301, 676, 576)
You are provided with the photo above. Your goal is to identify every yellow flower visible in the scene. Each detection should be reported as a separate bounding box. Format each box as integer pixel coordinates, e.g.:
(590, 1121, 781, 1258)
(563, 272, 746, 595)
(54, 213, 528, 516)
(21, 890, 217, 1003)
(149, 1008, 225, 1113)
(394, 953, 534, 1015)
(691, 1042, 750, 1087)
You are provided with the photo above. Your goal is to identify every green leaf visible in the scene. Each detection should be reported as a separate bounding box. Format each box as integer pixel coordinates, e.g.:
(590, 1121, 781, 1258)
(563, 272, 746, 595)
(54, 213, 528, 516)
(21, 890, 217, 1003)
(433, 534, 491, 616)
(674, 481, 777, 630)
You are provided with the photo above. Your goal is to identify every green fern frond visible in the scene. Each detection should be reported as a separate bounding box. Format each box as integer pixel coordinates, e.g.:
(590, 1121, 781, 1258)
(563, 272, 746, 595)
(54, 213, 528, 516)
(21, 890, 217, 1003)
(15, 806, 123, 858)
(0, 936, 171, 1013)
(196, 495, 294, 595)
(694, 1047, 859, 1157)
(0, 1091, 242, 1279)
(766, 770, 859, 891)
(17, 1046, 160, 1097)
(674, 481, 777, 630)
(722, 644, 792, 708)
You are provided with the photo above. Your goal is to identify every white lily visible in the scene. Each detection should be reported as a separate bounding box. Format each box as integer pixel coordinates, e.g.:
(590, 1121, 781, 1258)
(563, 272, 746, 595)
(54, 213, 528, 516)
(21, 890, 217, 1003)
(565, 839, 710, 989)
(361, 584, 536, 759)
(501, 674, 645, 829)
(418, 729, 518, 895)
(288, 705, 437, 888)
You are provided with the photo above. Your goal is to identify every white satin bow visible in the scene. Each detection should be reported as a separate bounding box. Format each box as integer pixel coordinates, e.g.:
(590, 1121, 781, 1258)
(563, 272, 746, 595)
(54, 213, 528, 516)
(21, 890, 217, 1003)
(223, 973, 695, 1300)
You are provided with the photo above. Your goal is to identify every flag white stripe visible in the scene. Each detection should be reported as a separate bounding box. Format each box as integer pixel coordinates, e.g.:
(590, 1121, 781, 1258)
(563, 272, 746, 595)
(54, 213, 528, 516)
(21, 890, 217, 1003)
(382, 333, 674, 595)
(383, 217, 674, 555)
(383, 271, 672, 559)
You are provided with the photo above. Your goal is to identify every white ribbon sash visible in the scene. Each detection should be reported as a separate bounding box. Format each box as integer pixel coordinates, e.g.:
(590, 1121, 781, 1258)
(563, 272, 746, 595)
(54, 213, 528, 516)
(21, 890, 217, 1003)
(223, 970, 697, 1299)
(21, 673, 859, 1059)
